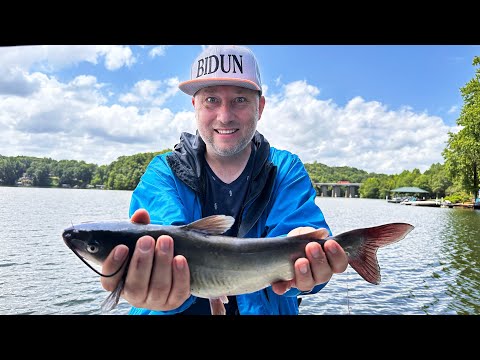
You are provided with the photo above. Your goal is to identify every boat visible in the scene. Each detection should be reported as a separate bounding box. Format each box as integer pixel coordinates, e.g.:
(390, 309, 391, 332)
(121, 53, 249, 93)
(409, 199, 442, 207)
(387, 196, 405, 203)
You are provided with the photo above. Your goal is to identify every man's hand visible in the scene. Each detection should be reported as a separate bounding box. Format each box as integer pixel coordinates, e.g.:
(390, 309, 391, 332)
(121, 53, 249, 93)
(271, 227, 348, 295)
(100, 208, 191, 311)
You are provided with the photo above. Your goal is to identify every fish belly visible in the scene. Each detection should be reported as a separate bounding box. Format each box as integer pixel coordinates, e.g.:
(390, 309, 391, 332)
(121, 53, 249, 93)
(189, 262, 294, 298)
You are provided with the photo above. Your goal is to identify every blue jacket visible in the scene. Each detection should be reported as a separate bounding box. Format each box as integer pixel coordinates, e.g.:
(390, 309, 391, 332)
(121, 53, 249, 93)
(128, 131, 331, 315)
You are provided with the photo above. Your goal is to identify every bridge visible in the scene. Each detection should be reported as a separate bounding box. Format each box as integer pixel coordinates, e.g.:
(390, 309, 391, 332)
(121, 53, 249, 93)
(313, 182, 362, 198)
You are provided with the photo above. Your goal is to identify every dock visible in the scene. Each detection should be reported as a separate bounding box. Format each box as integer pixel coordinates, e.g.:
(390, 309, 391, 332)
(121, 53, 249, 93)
(393, 199, 475, 209)
(400, 199, 442, 207)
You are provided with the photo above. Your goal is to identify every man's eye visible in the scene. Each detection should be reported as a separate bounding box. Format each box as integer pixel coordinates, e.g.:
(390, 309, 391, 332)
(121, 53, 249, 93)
(206, 97, 217, 103)
(235, 97, 247, 103)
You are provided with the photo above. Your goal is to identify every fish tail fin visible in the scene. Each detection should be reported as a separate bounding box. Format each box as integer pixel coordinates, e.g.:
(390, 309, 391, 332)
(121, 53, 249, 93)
(338, 223, 414, 285)
(100, 278, 124, 312)
(209, 296, 228, 315)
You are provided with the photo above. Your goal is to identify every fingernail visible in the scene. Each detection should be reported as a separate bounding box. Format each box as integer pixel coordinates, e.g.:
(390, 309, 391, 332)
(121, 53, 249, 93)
(114, 247, 128, 262)
(159, 237, 170, 253)
(175, 257, 185, 270)
(328, 245, 338, 254)
(299, 263, 308, 274)
(311, 246, 320, 259)
(138, 237, 152, 253)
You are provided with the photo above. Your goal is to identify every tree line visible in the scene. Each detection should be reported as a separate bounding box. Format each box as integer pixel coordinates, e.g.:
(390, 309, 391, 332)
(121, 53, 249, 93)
(305, 162, 466, 201)
(0, 150, 170, 190)
(0, 152, 471, 202)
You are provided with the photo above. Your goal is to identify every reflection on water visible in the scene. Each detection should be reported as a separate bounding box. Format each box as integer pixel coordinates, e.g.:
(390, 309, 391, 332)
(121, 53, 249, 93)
(439, 209, 480, 315)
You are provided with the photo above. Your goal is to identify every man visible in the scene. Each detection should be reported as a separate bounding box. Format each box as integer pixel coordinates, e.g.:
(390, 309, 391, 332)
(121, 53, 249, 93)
(100, 45, 348, 315)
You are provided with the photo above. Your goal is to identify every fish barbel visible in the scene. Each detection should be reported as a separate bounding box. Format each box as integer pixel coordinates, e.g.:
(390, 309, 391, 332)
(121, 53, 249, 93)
(62, 215, 414, 312)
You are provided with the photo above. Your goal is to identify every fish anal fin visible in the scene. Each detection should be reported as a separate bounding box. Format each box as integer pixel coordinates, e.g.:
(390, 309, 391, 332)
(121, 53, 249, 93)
(183, 215, 235, 235)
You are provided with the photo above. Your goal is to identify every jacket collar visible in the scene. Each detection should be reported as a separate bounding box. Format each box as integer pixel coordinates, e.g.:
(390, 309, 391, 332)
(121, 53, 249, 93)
(166, 130, 277, 238)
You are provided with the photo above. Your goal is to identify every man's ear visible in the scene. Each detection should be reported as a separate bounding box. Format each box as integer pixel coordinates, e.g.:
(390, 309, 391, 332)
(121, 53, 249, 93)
(258, 95, 266, 120)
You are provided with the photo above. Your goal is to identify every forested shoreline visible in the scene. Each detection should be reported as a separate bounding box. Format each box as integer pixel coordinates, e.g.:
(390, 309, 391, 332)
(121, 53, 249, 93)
(0, 152, 473, 203)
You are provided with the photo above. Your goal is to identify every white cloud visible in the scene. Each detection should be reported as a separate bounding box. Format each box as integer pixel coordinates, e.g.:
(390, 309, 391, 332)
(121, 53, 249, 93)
(119, 80, 162, 104)
(0, 67, 41, 96)
(274, 76, 282, 86)
(119, 77, 180, 107)
(102, 46, 136, 70)
(149, 46, 170, 58)
(0, 67, 196, 164)
(448, 105, 458, 114)
(0, 45, 135, 72)
(258, 80, 454, 174)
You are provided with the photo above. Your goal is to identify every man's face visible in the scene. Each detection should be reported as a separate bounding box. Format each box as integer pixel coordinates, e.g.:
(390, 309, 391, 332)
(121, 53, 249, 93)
(193, 85, 265, 158)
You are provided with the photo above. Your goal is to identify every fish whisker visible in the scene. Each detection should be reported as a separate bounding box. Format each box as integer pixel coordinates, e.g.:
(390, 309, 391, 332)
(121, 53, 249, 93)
(69, 245, 126, 278)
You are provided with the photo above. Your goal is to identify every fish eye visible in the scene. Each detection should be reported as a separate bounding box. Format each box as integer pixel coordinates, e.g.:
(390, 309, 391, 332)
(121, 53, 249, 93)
(86, 242, 100, 254)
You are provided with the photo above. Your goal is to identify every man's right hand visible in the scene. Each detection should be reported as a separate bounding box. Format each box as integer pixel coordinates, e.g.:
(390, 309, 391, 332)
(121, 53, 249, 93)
(100, 208, 191, 311)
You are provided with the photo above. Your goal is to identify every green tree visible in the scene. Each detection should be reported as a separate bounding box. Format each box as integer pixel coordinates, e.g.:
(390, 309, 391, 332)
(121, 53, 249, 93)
(26, 161, 51, 186)
(0, 157, 14, 185)
(443, 56, 480, 196)
(91, 165, 108, 186)
(424, 163, 451, 198)
(106, 150, 170, 190)
(359, 177, 381, 198)
(413, 174, 431, 194)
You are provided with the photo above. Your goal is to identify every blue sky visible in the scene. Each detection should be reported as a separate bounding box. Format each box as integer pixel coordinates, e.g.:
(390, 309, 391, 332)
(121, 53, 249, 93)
(0, 45, 478, 174)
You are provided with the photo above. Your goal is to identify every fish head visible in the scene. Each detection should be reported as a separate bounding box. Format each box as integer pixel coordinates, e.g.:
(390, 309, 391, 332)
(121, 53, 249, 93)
(62, 225, 111, 266)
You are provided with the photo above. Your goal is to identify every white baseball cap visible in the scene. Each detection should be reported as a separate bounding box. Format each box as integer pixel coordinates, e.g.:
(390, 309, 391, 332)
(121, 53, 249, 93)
(178, 45, 262, 96)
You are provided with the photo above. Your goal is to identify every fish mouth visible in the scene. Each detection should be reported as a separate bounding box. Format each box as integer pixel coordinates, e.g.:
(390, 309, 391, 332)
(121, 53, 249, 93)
(62, 229, 125, 278)
(62, 230, 72, 242)
(62, 230, 77, 252)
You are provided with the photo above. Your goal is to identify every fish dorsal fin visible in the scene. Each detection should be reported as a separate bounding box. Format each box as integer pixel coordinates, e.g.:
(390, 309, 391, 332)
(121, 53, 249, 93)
(182, 215, 235, 235)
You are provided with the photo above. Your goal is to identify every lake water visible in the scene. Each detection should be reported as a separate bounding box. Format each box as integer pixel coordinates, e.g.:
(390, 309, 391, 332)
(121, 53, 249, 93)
(0, 187, 479, 315)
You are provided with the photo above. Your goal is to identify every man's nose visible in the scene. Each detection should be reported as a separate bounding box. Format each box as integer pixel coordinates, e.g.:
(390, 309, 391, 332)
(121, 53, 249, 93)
(216, 103, 234, 122)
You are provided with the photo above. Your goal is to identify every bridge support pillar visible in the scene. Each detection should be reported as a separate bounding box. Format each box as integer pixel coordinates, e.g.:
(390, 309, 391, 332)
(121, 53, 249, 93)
(333, 186, 341, 197)
(321, 185, 328, 197)
(346, 186, 356, 198)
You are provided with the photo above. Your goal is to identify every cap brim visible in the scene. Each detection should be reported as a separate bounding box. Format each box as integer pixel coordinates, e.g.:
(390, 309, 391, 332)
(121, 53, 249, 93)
(178, 78, 261, 96)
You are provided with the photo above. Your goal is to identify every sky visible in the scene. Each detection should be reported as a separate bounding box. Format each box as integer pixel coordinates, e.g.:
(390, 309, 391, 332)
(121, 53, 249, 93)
(0, 45, 478, 175)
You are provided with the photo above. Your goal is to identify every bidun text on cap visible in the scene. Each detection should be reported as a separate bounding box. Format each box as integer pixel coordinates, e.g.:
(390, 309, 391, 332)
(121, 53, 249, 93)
(178, 45, 262, 96)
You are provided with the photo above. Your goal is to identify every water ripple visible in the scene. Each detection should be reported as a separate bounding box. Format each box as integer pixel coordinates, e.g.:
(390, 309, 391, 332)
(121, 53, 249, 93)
(0, 263, 17, 267)
(1, 189, 479, 315)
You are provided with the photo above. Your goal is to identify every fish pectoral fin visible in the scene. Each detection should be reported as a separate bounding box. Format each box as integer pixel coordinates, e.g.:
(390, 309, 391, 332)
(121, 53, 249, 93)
(209, 296, 228, 315)
(100, 278, 124, 312)
(182, 215, 235, 235)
